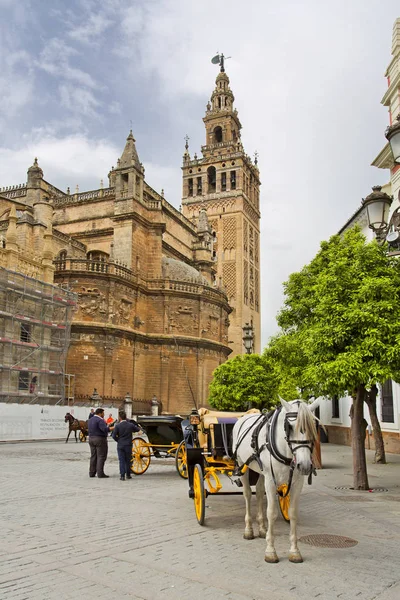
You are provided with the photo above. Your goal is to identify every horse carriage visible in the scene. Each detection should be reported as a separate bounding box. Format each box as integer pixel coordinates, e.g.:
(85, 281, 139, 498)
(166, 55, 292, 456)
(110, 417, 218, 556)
(130, 415, 187, 476)
(184, 399, 320, 563)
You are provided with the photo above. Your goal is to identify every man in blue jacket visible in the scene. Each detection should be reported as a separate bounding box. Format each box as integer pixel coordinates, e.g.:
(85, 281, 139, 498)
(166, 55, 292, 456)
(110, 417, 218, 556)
(112, 410, 142, 480)
(88, 408, 110, 478)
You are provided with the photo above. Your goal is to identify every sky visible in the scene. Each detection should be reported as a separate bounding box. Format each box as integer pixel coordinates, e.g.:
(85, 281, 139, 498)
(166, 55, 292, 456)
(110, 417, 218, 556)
(0, 0, 399, 347)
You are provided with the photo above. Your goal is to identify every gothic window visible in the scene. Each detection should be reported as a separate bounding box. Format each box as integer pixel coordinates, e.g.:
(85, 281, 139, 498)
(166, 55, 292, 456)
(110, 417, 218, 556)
(207, 166, 216, 193)
(221, 172, 226, 191)
(56, 250, 67, 270)
(197, 177, 202, 195)
(232, 130, 237, 142)
(230, 170, 236, 190)
(135, 175, 140, 197)
(214, 126, 223, 143)
(218, 97, 221, 108)
(381, 380, 394, 423)
(188, 178, 193, 196)
(87, 251, 108, 272)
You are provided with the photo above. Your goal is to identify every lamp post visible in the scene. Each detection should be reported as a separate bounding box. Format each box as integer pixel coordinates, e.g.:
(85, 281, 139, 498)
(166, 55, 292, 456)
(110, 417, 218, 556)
(242, 322, 254, 354)
(385, 114, 400, 164)
(124, 392, 133, 420)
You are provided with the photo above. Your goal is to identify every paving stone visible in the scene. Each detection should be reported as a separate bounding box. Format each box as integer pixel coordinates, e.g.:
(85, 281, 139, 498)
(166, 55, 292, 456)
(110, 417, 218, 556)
(1, 441, 400, 599)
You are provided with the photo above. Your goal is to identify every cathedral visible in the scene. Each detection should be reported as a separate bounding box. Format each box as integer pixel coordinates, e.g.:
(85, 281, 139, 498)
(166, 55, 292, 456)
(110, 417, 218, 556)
(0, 63, 261, 414)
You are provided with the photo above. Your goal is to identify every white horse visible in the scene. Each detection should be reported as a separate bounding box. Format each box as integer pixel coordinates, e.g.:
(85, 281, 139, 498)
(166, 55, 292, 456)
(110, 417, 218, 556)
(232, 398, 319, 563)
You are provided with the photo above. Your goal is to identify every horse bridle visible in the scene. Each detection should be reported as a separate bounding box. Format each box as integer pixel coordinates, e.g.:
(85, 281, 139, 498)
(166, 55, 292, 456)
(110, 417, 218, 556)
(283, 409, 315, 459)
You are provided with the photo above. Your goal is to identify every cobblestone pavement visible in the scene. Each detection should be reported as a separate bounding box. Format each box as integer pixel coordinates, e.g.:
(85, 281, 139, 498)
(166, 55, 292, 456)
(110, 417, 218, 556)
(1, 440, 400, 600)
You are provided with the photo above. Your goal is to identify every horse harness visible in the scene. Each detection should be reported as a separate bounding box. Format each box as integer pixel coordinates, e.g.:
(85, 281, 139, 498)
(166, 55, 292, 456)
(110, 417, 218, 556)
(233, 404, 316, 498)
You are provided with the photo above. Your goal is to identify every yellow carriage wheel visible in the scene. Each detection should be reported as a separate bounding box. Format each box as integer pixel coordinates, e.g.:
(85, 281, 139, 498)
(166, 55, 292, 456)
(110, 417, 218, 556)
(79, 430, 87, 443)
(277, 484, 290, 523)
(131, 437, 151, 475)
(175, 441, 188, 479)
(193, 464, 205, 525)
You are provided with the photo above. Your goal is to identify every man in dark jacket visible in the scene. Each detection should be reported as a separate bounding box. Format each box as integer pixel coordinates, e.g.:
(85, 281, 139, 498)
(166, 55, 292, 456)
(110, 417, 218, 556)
(112, 410, 142, 480)
(88, 408, 110, 478)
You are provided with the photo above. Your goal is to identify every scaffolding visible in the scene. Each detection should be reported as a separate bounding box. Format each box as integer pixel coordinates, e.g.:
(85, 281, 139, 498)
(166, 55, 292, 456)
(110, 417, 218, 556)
(0, 267, 77, 404)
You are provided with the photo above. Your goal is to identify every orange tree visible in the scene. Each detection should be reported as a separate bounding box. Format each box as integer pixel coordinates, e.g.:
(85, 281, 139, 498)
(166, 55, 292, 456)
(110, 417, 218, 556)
(277, 227, 400, 489)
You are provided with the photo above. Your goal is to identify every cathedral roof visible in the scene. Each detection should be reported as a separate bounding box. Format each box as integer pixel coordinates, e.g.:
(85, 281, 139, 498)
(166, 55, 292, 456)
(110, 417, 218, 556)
(161, 257, 207, 284)
(119, 130, 140, 168)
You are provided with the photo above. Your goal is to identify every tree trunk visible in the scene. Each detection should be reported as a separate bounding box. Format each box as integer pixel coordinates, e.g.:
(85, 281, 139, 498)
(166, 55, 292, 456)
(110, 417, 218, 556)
(350, 385, 369, 490)
(365, 385, 386, 464)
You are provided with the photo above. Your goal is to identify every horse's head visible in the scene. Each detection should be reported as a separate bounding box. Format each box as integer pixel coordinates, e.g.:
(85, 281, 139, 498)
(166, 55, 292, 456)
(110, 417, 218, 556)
(279, 397, 319, 476)
(64, 413, 72, 422)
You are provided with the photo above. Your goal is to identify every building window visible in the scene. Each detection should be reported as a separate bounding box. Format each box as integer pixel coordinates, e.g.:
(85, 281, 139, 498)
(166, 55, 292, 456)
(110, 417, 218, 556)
(57, 250, 67, 271)
(221, 172, 226, 191)
(197, 177, 202, 195)
(332, 395, 340, 419)
(188, 178, 193, 197)
(18, 371, 29, 391)
(87, 251, 108, 272)
(214, 126, 223, 143)
(381, 380, 394, 423)
(230, 170, 236, 190)
(20, 323, 31, 343)
(207, 166, 216, 193)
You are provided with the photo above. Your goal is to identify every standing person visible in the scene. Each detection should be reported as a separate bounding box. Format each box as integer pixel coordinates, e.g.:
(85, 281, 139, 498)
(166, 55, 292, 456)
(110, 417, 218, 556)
(88, 408, 95, 419)
(106, 413, 114, 425)
(88, 408, 110, 478)
(112, 411, 141, 480)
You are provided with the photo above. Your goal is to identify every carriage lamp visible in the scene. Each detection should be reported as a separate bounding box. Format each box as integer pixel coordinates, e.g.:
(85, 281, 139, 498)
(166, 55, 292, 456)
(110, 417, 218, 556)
(362, 186, 393, 233)
(124, 392, 133, 420)
(242, 322, 254, 354)
(189, 409, 200, 425)
(385, 114, 400, 164)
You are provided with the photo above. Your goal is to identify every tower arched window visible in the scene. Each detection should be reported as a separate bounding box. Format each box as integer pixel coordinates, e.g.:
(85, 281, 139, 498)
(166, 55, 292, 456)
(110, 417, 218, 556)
(214, 126, 223, 143)
(207, 167, 216, 193)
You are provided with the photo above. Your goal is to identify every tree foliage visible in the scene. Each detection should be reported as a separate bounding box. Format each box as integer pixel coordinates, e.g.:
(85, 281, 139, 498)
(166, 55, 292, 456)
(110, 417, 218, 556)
(278, 228, 400, 396)
(264, 333, 309, 400)
(276, 227, 400, 487)
(208, 354, 279, 411)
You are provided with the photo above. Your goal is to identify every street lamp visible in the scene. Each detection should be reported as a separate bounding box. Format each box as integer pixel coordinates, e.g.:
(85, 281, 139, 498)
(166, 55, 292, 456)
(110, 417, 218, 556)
(362, 186, 393, 235)
(242, 322, 254, 354)
(124, 392, 133, 420)
(385, 114, 400, 164)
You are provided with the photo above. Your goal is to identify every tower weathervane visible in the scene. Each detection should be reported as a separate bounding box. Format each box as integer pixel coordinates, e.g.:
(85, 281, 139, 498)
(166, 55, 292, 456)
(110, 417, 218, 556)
(184, 134, 190, 150)
(211, 53, 231, 72)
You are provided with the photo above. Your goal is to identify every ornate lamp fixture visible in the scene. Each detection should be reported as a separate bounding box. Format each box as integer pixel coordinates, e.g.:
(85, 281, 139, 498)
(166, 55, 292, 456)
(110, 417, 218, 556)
(362, 186, 393, 233)
(242, 322, 254, 354)
(385, 114, 400, 164)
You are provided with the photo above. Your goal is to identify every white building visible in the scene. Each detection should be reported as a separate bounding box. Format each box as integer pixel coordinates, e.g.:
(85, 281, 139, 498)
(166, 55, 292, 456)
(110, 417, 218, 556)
(319, 19, 400, 454)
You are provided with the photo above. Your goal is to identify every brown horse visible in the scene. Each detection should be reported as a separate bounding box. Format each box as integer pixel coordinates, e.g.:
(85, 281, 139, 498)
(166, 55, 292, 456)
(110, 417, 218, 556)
(65, 413, 88, 443)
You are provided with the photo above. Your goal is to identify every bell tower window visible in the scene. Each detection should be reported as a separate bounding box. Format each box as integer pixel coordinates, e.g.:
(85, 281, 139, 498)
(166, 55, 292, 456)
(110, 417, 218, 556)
(188, 178, 193, 197)
(197, 177, 202, 195)
(230, 170, 236, 190)
(214, 126, 223, 143)
(221, 172, 226, 191)
(207, 166, 216, 193)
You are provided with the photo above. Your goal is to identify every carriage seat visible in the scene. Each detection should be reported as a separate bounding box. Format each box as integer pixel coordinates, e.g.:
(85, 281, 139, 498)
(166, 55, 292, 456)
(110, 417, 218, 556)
(197, 408, 260, 455)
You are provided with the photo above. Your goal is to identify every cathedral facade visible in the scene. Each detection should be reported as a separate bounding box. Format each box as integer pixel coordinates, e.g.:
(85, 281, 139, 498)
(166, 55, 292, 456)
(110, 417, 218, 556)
(0, 66, 260, 414)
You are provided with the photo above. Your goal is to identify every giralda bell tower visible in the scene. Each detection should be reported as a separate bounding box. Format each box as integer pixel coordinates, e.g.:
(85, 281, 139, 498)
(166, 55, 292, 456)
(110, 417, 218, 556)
(182, 55, 261, 355)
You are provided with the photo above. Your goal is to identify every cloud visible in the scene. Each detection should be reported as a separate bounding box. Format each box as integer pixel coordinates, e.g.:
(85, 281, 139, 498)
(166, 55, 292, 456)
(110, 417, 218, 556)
(36, 38, 99, 89)
(68, 13, 113, 43)
(0, 135, 119, 192)
(59, 83, 101, 118)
